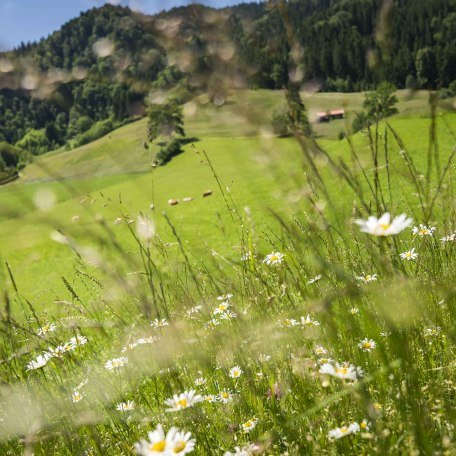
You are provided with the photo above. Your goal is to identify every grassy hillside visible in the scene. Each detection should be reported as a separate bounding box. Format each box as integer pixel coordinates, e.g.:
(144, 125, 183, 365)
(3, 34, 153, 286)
(0, 89, 455, 455)
(0, 89, 454, 308)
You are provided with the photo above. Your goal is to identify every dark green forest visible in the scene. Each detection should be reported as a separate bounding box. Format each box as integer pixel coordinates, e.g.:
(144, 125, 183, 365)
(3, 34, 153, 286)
(0, 0, 455, 155)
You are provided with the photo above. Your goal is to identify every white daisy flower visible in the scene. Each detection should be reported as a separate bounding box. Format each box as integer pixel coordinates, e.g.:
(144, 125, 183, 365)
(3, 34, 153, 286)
(317, 357, 334, 365)
(217, 294, 233, 301)
(224, 444, 260, 456)
(423, 327, 441, 337)
(47, 344, 71, 358)
(116, 400, 135, 412)
(358, 338, 377, 352)
(135, 424, 193, 455)
(350, 307, 359, 315)
(412, 224, 436, 237)
(204, 394, 218, 403)
(281, 318, 299, 327)
(37, 323, 57, 336)
(219, 310, 237, 320)
(69, 334, 88, 346)
(328, 422, 360, 440)
(229, 366, 243, 379)
(356, 273, 378, 283)
(218, 389, 234, 403)
(258, 354, 271, 362)
(307, 274, 322, 284)
(356, 212, 412, 236)
(241, 418, 258, 433)
(360, 419, 370, 431)
(72, 390, 83, 403)
(319, 362, 363, 380)
(105, 356, 128, 370)
(167, 427, 196, 455)
(241, 251, 252, 261)
(26, 353, 51, 371)
(440, 232, 456, 243)
(164, 390, 203, 412)
(205, 318, 221, 329)
(400, 247, 418, 261)
(301, 315, 320, 327)
(194, 377, 207, 387)
(263, 252, 285, 265)
(151, 318, 169, 329)
(314, 345, 327, 355)
(214, 301, 231, 315)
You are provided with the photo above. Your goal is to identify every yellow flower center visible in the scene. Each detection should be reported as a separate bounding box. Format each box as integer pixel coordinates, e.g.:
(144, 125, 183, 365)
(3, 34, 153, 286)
(340, 426, 348, 434)
(173, 441, 186, 453)
(177, 398, 188, 408)
(379, 223, 390, 231)
(337, 367, 348, 375)
(150, 440, 166, 452)
(270, 255, 278, 261)
(360, 422, 367, 429)
(363, 342, 372, 349)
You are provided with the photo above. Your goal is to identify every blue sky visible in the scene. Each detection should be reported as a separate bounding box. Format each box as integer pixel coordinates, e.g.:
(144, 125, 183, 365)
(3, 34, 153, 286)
(0, 0, 252, 50)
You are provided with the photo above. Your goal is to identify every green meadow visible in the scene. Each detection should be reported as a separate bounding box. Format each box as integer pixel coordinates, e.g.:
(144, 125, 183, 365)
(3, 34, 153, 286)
(0, 89, 455, 455)
(0, 90, 454, 306)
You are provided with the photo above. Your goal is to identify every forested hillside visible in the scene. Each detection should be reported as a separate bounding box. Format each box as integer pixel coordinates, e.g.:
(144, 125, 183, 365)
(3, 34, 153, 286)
(0, 0, 455, 155)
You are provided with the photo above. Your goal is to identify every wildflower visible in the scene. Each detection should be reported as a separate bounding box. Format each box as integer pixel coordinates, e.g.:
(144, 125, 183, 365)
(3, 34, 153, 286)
(224, 444, 260, 456)
(151, 318, 169, 329)
(281, 318, 299, 327)
(135, 424, 195, 455)
(47, 344, 72, 358)
(301, 315, 320, 327)
(229, 366, 243, 379)
(37, 323, 57, 336)
(412, 224, 436, 237)
(186, 305, 202, 317)
(307, 274, 322, 284)
(350, 307, 359, 315)
(165, 390, 203, 412)
(116, 400, 135, 412)
(358, 338, 377, 352)
(400, 247, 418, 261)
(26, 353, 51, 371)
(242, 418, 258, 433)
(204, 394, 218, 403)
(72, 390, 83, 403)
(69, 334, 88, 346)
(217, 294, 233, 301)
(167, 428, 196, 455)
(214, 301, 230, 315)
(355, 212, 412, 236)
(263, 252, 285, 265)
(258, 354, 271, 363)
(328, 422, 360, 440)
(424, 327, 441, 337)
(360, 419, 370, 431)
(317, 357, 334, 365)
(314, 345, 327, 355)
(105, 356, 128, 370)
(319, 362, 363, 381)
(440, 232, 456, 243)
(241, 251, 252, 261)
(219, 389, 234, 403)
(356, 273, 378, 283)
(194, 377, 207, 387)
(205, 318, 221, 329)
(219, 310, 237, 320)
